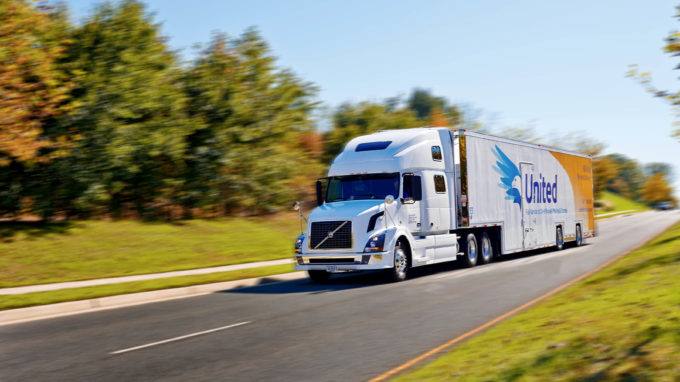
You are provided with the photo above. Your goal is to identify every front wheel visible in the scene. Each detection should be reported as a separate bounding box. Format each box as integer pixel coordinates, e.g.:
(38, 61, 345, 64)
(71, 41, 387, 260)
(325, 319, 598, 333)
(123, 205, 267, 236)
(308, 270, 331, 283)
(387, 241, 409, 282)
(461, 233, 478, 268)
(556, 226, 564, 250)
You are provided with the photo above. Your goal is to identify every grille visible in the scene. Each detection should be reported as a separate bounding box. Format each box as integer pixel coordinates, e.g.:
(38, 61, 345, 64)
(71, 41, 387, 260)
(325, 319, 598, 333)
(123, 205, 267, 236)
(310, 221, 352, 249)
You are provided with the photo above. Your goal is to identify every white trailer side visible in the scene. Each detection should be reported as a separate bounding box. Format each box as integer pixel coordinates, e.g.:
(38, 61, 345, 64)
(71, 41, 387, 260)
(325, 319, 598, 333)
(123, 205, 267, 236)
(453, 130, 595, 254)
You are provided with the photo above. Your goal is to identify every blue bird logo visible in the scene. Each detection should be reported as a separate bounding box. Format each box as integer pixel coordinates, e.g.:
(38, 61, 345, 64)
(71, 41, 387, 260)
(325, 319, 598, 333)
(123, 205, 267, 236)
(492, 145, 522, 207)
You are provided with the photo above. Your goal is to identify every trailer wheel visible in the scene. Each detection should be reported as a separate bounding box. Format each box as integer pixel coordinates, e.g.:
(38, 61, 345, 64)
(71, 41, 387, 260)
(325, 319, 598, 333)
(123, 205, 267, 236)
(479, 232, 493, 264)
(387, 240, 409, 282)
(308, 270, 331, 283)
(575, 224, 583, 247)
(556, 226, 564, 250)
(462, 233, 478, 268)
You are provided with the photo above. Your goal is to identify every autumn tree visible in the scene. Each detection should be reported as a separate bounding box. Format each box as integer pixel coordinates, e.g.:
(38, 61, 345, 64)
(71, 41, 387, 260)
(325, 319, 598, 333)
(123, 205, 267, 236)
(0, 0, 72, 165)
(592, 156, 618, 200)
(641, 173, 674, 205)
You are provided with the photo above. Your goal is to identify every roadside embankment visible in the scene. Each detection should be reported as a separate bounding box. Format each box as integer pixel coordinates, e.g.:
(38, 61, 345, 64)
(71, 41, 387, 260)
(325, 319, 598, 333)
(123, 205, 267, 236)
(394, 222, 680, 381)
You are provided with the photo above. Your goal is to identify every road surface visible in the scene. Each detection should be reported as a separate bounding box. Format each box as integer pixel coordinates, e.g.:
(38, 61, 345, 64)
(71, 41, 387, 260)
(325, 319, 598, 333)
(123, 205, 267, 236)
(2, 210, 678, 382)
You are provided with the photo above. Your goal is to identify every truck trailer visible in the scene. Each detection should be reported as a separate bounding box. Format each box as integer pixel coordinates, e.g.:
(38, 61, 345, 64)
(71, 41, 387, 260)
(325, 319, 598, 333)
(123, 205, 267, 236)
(294, 127, 595, 282)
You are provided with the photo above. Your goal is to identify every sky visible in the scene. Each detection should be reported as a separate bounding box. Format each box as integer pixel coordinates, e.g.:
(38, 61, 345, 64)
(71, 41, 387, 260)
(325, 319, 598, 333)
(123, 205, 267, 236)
(65, 0, 680, 195)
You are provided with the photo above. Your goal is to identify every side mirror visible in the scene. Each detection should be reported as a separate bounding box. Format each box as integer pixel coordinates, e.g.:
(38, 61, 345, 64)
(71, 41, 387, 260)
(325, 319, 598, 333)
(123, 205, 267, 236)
(293, 201, 301, 211)
(385, 195, 395, 205)
(315, 179, 327, 206)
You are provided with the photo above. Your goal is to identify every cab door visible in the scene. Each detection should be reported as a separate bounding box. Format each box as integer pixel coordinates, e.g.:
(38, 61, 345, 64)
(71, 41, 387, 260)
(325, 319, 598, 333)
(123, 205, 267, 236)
(401, 173, 422, 233)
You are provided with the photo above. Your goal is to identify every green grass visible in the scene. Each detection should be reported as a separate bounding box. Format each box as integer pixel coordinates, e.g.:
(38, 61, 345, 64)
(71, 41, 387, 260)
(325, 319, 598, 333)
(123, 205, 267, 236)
(0, 264, 296, 310)
(596, 191, 649, 215)
(395, 222, 680, 381)
(0, 215, 302, 288)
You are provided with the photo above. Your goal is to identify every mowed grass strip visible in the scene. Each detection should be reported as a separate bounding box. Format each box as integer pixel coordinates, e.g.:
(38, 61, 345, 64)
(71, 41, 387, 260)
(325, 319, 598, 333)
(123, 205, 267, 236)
(394, 222, 680, 381)
(596, 191, 649, 216)
(0, 215, 301, 287)
(0, 264, 296, 311)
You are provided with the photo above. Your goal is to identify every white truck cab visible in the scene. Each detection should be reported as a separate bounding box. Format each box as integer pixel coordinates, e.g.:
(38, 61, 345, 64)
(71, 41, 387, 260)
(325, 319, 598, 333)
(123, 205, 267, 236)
(294, 127, 594, 282)
(294, 128, 460, 282)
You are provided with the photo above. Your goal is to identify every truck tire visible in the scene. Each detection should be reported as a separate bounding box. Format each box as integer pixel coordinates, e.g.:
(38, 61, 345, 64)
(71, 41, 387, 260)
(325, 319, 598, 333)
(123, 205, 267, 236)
(479, 232, 493, 265)
(308, 270, 330, 283)
(387, 240, 409, 282)
(462, 233, 478, 268)
(575, 224, 583, 247)
(556, 226, 564, 250)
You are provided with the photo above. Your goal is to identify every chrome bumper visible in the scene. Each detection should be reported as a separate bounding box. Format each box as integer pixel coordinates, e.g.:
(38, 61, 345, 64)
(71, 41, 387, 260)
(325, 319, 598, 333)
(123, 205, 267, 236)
(294, 252, 390, 271)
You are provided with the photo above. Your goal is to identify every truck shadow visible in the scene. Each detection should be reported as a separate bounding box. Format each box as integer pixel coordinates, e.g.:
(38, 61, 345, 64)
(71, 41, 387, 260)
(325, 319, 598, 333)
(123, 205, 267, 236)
(224, 244, 586, 295)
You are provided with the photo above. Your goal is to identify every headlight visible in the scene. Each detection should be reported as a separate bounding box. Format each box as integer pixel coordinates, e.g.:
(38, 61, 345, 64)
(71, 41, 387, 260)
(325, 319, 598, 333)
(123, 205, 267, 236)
(363, 232, 386, 253)
(294, 233, 306, 254)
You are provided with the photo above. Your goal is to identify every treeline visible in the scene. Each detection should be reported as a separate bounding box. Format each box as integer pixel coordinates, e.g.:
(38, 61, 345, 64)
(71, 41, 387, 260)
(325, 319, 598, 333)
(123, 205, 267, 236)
(2, 0, 324, 219)
(1, 0, 675, 220)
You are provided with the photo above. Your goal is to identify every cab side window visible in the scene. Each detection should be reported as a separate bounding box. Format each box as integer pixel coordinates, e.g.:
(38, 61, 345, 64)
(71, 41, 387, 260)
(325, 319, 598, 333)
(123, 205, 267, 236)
(431, 146, 442, 161)
(434, 175, 446, 193)
(402, 174, 422, 201)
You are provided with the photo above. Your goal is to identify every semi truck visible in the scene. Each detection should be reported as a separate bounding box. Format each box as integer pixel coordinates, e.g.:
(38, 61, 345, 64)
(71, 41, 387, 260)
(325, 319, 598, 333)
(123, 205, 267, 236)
(294, 127, 595, 282)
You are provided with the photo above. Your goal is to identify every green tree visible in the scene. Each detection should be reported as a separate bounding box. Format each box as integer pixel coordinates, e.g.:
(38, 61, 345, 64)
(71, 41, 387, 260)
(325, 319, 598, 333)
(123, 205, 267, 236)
(604, 154, 646, 200)
(323, 101, 420, 162)
(54, 0, 193, 218)
(407, 88, 462, 125)
(182, 30, 320, 214)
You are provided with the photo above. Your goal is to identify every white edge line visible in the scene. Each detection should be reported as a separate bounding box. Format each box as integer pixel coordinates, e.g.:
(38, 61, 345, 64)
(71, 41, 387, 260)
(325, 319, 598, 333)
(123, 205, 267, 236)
(110, 321, 251, 355)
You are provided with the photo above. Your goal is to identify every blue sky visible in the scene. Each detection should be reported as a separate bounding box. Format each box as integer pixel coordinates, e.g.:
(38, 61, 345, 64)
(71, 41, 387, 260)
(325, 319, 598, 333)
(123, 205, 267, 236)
(65, 0, 680, 194)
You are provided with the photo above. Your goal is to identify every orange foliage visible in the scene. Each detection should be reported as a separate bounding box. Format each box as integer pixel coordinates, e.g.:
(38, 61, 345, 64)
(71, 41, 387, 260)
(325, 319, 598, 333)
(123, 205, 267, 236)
(429, 108, 449, 127)
(0, 0, 70, 165)
(298, 131, 323, 158)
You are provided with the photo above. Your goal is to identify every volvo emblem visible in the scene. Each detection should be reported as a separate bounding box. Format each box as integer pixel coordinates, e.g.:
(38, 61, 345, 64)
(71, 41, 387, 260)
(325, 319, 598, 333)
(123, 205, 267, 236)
(327, 231, 334, 239)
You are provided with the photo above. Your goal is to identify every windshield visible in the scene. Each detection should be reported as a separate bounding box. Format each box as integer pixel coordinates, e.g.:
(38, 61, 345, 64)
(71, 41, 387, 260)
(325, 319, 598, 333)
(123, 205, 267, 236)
(325, 173, 399, 202)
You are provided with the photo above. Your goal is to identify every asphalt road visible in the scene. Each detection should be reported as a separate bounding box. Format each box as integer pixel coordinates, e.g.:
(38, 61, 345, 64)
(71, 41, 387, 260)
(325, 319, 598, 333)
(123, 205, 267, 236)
(2, 210, 678, 382)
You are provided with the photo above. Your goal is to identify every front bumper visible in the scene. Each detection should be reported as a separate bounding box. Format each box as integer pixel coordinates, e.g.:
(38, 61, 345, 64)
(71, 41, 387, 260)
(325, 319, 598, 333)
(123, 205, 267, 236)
(294, 252, 391, 271)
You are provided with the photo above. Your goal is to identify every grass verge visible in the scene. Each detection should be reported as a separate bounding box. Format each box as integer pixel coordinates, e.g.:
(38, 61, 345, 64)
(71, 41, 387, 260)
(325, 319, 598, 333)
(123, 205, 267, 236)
(595, 210, 642, 220)
(0, 215, 301, 287)
(394, 222, 680, 381)
(596, 191, 649, 215)
(0, 264, 295, 311)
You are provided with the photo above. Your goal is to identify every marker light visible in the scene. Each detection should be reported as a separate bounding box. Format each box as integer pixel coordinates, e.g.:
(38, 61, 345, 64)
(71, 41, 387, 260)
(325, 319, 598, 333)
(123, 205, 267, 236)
(294, 233, 306, 254)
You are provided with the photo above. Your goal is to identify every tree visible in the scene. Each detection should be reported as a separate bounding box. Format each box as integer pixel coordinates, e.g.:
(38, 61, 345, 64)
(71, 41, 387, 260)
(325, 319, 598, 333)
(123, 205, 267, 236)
(407, 88, 461, 125)
(56, 0, 193, 217)
(644, 162, 675, 182)
(592, 156, 618, 200)
(641, 173, 674, 205)
(602, 154, 646, 200)
(627, 6, 680, 139)
(0, 0, 71, 165)
(323, 101, 420, 162)
(182, 30, 320, 214)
